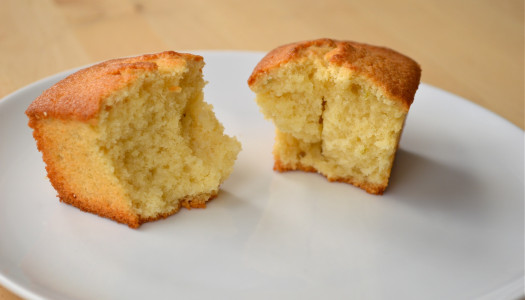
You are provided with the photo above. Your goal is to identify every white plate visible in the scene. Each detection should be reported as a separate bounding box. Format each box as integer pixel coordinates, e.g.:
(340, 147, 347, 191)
(0, 51, 523, 300)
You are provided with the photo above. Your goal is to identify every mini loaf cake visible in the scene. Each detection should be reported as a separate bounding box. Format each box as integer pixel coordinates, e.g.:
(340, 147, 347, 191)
(26, 51, 241, 228)
(248, 39, 421, 194)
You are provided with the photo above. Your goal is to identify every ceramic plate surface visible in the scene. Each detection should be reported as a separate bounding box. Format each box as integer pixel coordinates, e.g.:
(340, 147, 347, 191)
(0, 51, 523, 300)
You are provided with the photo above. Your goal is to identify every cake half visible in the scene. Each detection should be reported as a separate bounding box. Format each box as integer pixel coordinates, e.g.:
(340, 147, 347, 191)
(26, 51, 241, 228)
(248, 39, 421, 194)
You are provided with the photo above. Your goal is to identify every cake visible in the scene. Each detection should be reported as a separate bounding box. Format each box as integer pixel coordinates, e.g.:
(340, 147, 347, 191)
(26, 51, 241, 228)
(248, 39, 421, 194)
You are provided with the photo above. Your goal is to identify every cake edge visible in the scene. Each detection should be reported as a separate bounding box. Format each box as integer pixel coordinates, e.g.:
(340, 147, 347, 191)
(58, 188, 219, 229)
(273, 154, 388, 195)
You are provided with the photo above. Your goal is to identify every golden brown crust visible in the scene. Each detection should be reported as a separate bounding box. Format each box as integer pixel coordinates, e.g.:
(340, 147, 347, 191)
(273, 154, 386, 195)
(25, 51, 203, 123)
(60, 191, 217, 228)
(248, 38, 421, 110)
(59, 192, 141, 228)
(29, 119, 140, 227)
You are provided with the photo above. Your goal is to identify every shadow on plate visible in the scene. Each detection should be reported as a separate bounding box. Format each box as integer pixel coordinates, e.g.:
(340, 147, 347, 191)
(388, 149, 487, 215)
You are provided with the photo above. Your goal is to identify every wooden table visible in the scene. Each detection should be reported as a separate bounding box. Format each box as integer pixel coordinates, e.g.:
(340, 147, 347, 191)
(0, 0, 522, 299)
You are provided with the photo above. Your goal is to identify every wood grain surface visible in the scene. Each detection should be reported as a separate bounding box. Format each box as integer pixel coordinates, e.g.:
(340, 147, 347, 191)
(0, 0, 523, 299)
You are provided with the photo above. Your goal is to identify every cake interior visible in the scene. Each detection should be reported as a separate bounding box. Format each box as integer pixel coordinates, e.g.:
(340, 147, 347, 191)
(97, 61, 240, 218)
(253, 48, 407, 191)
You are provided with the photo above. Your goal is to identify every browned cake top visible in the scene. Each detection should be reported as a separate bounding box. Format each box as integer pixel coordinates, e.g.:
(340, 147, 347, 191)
(248, 38, 421, 110)
(26, 51, 202, 123)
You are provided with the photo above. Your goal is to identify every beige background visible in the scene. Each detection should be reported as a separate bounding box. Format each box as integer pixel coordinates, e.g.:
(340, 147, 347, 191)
(0, 0, 523, 299)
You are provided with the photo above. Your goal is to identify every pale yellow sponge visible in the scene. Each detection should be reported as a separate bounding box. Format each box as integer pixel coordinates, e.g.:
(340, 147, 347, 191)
(248, 39, 421, 194)
(26, 51, 241, 227)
